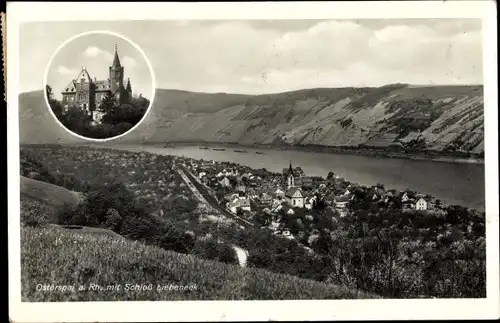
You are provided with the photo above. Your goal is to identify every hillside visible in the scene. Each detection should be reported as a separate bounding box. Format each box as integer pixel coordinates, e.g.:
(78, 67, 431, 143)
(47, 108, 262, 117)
(19, 84, 484, 154)
(18, 91, 85, 144)
(21, 225, 378, 301)
(20, 176, 83, 208)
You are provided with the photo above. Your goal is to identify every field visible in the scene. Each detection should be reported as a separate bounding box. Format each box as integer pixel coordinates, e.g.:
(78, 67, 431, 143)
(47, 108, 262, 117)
(21, 225, 378, 301)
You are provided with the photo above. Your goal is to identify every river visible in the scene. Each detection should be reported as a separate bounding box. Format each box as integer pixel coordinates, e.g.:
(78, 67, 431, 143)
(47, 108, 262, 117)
(105, 143, 485, 211)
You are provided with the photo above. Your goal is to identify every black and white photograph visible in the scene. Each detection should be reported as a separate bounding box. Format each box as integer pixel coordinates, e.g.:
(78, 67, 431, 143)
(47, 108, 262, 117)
(44, 31, 154, 140)
(7, 1, 499, 322)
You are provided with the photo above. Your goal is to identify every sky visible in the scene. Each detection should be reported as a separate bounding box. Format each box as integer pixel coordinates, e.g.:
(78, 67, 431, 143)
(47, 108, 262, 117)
(20, 19, 483, 95)
(44, 33, 152, 101)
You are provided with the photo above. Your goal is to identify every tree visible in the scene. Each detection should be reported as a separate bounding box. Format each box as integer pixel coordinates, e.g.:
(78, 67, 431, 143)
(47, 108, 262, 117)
(46, 85, 64, 117)
(254, 212, 271, 227)
(60, 105, 92, 132)
(101, 95, 147, 127)
(327, 171, 335, 180)
(101, 92, 118, 113)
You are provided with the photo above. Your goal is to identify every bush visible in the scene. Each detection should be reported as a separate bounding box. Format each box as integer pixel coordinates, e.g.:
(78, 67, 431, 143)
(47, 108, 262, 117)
(21, 199, 49, 227)
(56, 203, 82, 226)
(104, 208, 123, 231)
(192, 238, 238, 265)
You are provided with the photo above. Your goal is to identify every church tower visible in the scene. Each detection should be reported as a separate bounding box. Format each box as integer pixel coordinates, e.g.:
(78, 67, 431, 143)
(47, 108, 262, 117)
(109, 44, 124, 98)
(287, 161, 295, 190)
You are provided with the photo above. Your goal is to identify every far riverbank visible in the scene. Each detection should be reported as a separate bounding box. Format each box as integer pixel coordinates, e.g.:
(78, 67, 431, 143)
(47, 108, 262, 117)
(143, 141, 484, 165)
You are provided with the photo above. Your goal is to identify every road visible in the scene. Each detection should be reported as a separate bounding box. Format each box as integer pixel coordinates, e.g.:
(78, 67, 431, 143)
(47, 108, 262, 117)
(176, 164, 254, 228)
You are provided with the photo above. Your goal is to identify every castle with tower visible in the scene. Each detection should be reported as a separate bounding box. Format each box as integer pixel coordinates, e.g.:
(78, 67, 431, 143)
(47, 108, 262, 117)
(61, 45, 132, 123)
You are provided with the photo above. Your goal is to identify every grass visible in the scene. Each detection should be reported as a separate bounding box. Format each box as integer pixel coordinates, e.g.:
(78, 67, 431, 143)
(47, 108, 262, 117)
(21, 225, 380, 301)
(21, 176, 83, 207)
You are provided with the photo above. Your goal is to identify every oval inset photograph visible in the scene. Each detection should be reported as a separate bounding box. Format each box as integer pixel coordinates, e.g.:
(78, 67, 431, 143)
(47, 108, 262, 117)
(44, 31, 155, 141)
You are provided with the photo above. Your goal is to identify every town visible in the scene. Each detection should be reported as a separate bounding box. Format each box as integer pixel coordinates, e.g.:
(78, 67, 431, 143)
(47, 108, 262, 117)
(20, 145, 486, 299)
(179, 156, 447, 242)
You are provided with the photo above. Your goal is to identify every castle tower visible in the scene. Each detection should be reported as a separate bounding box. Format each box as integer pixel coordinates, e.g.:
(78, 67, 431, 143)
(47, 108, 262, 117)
(287, 161, 295, 190)
(109, 44, 124, 97)
(126, 78, 132, 95)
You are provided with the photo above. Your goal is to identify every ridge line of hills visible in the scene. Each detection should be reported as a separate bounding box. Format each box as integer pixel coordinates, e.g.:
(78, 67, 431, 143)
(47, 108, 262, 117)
(19, 83, 484, 158)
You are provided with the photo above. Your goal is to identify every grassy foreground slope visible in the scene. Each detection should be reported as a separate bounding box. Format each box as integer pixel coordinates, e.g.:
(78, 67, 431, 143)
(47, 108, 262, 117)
(21, 225, 379, 301)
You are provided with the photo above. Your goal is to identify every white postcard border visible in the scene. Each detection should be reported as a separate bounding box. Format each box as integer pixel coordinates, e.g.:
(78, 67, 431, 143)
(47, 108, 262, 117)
(7, 1, 499, 322)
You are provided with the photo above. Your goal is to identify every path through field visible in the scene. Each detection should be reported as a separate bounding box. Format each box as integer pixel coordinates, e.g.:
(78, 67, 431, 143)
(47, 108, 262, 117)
(232, 245, 249, 268)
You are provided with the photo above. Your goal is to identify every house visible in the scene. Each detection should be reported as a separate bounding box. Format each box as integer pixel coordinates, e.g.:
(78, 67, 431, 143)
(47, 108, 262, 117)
(236, 183, 246, 193)
(279, 229, 294, 240)
(224, 193, 240, 202)
(227, 198, 251, 213)
(275, 187, 285, 198)
(239, 198, 251, 212)
(272, 203, 284, 213)
(219, 176, 231, 188)
(259, 192, 273, 205)
(198, 171, 207, 179)
(285, 187, 305, 208)
(334, 195, 350, 209)
(304, 195, 317, 210)
(402, 200, 415, 210)
(338, 208, 349, 217)
(401, 192, 410, 202)
(269, 221, 280, 232)
(415, 197, 428, 211)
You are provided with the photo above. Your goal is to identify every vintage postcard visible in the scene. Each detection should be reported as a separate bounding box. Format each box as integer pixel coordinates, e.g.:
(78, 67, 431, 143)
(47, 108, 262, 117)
(7, 1, 499, 322)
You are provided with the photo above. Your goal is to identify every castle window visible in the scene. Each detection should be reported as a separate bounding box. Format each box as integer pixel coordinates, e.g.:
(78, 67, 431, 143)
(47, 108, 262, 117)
(65, 88, 69, 91)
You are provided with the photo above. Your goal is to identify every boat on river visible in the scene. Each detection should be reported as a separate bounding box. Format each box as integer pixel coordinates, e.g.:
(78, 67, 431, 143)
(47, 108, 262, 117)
(198, 146, 210, 150)
(213, 148, 226, 151)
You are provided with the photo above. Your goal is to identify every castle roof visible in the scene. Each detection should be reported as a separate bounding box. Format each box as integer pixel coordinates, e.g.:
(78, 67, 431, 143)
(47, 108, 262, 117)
(62, 80, 77, 93)
(112, 44, 122, 68)
(95, 79, 112, 91)
(75, 69, 93, 84)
